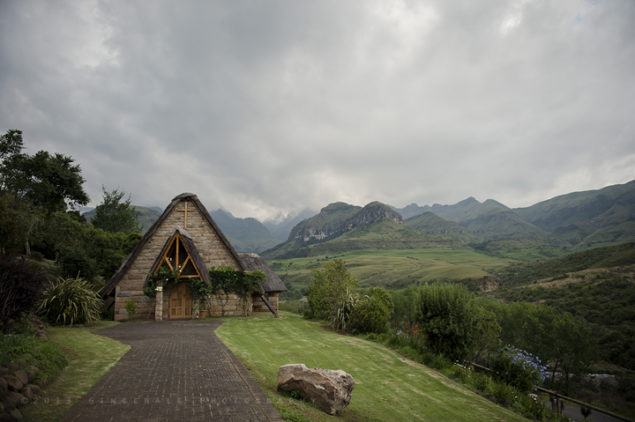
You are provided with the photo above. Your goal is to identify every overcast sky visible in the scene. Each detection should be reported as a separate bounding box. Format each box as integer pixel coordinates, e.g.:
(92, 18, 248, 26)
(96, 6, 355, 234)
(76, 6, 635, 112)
(1, 0, 634, 221)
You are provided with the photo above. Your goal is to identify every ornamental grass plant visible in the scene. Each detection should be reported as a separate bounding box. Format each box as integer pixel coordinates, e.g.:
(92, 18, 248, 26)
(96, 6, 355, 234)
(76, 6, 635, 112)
(38, 276, 101, 326)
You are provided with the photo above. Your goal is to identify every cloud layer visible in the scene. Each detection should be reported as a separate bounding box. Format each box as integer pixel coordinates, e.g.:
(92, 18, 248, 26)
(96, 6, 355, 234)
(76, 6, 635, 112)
(1, 0, 634, 220)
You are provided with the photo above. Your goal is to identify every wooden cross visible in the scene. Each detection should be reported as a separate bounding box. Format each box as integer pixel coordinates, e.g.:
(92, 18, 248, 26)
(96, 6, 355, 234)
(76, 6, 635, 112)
(176, 202, 191, 228)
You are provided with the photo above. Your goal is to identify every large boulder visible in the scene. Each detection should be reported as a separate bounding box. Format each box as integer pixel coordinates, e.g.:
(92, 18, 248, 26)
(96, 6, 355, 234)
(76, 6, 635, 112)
(277, 364, 354, 415)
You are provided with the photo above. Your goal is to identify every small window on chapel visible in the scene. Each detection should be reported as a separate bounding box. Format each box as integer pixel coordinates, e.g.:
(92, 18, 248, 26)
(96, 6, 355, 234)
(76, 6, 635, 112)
(156, 234, 201, 279)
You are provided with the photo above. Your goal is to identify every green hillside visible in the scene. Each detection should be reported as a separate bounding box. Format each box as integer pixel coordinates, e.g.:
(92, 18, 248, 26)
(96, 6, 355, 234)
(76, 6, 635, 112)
(514, 180, 635, 247)
(422, 197, 508, 222)
(461, 210, 548, 240)
(268, 248, 512, 294)
(492, 242, 635, 289)
(404, 212, 476, 242)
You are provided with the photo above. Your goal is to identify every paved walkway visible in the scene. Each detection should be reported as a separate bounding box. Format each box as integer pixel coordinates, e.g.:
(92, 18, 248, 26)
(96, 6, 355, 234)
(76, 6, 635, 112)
(63, 320, 282, 422)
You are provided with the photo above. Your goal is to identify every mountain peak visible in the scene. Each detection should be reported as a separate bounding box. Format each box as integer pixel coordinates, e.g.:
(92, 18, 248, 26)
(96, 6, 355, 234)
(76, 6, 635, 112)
(482, 199, 509, 210)
(349, 202, 403, 227)
(457, 197, 480, 206)
(320, 202, 359, 214)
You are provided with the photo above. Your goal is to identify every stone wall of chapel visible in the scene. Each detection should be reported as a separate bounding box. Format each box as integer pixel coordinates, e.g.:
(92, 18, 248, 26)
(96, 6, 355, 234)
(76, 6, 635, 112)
(114, 198, 242, 320)
(252, 293, 279, 313)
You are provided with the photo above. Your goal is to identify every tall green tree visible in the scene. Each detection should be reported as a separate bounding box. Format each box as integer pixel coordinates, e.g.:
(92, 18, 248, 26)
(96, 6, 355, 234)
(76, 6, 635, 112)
(91, 187, 141, 234)
(1, 130, 89, 254)
(306, 259, 358, 322)
(0, 130, 89, 214)
(413, 283, 479, 361)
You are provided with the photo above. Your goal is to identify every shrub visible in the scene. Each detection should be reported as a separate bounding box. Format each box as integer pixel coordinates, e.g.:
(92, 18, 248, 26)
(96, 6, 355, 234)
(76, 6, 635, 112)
(125, 300, 137, 318)
(491, 381, 515, 405)
(39, 276, 102, 326)
(0, 255, 49, 323)
(349, 287, 394, 334)
(413, 283, 478, 361)
(492, 345, 546, 392)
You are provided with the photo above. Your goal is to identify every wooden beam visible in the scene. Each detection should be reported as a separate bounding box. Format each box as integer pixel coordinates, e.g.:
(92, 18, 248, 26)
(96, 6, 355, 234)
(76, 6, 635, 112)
(175, 202, 191, 228)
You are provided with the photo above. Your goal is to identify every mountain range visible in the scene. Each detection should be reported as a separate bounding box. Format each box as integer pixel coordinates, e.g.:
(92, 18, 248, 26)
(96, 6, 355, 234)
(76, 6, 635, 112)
(81, 180, 635, 257)
(263, 180, 635, 259)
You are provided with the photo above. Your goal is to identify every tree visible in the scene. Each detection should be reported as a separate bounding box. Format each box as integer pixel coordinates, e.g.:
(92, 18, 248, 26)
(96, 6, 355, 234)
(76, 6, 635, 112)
(0, 130, 89, 214)
(413, 283, 479, 361)
(471, 304, 501, 362)
(484, 300, 595, 393)
(91, 187, 141, 234)
(306, 259, 358, 323)
(2, 150, 89, 213)
(0, 129, 24, 160)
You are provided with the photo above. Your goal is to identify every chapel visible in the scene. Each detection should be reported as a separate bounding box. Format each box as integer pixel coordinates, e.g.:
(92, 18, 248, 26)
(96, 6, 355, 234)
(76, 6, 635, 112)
(101, 193, 287, 320)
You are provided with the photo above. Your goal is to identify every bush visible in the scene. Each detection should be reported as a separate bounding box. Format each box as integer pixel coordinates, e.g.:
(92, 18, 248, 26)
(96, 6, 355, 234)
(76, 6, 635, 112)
(492, 345, 546, 392)
(38, 276, 102, 326)
(0, 255, 49, 323)
(125, 300, 137, 318)
(349, 287, 393, 334)
(491, 381, 515, 405)
(413, 283, 478, 361)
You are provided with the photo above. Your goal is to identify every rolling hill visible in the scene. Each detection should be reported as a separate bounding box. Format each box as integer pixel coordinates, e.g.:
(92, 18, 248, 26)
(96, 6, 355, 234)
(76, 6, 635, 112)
(513, 180, 635, 248)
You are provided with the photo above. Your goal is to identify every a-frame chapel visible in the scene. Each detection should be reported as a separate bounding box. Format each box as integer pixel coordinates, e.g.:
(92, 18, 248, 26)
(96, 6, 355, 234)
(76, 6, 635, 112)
(101, 193, 287, 320)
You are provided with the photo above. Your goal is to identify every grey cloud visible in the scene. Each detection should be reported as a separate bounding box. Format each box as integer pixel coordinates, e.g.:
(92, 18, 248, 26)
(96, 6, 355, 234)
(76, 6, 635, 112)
(1, 0, 634, 219)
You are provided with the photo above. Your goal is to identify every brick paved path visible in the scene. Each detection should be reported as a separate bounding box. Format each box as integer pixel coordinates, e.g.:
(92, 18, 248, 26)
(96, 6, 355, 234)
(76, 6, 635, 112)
(63, 320, 282, 422)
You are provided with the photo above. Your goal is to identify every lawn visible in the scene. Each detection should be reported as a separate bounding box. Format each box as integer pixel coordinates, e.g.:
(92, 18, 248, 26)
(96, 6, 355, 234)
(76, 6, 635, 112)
(216, 312, 528, 422)
(22, 321, 130, 421)
(269, 248, 513, 291)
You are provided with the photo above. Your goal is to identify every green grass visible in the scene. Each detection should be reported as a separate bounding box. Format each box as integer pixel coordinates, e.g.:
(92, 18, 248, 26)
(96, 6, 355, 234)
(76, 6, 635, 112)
(22, 321, 129, 421)
(216, 312, 528, 422)
(270, 249, 514, 291)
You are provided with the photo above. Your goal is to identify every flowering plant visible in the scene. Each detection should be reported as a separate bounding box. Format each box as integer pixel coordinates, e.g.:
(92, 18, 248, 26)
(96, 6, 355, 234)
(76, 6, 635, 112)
(492, 345, 547, 392)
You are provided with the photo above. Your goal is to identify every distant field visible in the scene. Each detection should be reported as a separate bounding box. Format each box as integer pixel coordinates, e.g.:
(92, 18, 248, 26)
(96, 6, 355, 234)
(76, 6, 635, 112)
(268, 248, 514, 290)
(216, 312, 528, 422)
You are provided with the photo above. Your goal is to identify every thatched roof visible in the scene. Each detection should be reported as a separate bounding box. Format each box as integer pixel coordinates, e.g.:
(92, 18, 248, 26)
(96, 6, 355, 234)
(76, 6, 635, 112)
(101, 193, 245, 297)
(239, 253, 288, 293)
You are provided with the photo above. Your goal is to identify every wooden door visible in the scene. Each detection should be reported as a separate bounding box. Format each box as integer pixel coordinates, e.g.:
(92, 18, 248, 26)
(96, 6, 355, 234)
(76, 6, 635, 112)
(169, 282, 192, 319)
